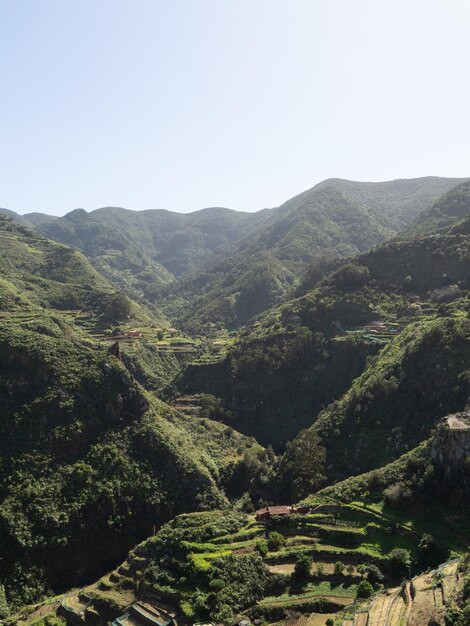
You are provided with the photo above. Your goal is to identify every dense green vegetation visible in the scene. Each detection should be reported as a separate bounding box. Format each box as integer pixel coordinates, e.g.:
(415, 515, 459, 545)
(2, 177, 470, 626)
(37, 488, 467, 626)
(0, 314, 231, 606)
(5, 176, 462, 332)
(446, 554, 470, 625)
(161, 177, 464, 331)
(315, 420, 470, 545)
(179, 227, 470, 452)
(0, 218, 263, 611)
(179, 326, 377, 446)
(400, 179, 470, 238)
(311, 316, 470, 481)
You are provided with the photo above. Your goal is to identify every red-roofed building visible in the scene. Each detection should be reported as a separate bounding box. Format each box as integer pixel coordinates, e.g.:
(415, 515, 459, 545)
(255, 505, 310, 521)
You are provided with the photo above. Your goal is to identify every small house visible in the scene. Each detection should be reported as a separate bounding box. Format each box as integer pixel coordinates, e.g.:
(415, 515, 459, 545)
(255, 505, 310, 521)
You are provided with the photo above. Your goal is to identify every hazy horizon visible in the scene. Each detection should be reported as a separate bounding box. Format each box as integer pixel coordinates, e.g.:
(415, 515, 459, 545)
(3, 173, 467, 218)
(1, 0, 470, 215)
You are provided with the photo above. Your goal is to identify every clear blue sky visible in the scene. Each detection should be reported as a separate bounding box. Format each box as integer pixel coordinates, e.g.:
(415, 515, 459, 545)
(1, 0, 469, 215)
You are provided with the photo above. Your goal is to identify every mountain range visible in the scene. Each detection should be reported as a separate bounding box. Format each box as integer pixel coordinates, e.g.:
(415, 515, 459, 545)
(2, 176, 466, 331)
(0, 176, 469, 626)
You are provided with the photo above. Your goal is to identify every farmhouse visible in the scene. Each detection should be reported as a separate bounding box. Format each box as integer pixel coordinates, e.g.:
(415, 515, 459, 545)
(255, 505, 310, 521)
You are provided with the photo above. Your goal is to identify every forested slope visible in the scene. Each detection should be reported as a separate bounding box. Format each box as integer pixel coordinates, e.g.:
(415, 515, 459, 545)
(179, 225, 470, 449)
(0, 217, 264, 607)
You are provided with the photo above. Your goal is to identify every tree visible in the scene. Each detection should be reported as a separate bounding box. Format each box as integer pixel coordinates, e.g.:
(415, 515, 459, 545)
(326, 620, 334, 626)
(347, 564, 355, 576)
(267, 531, 285, 551)
(96, 291, 132, 322)
(388, 548, 411, 578)
(213, 603, 235, 626)
(332, 263, 370, 291)
(0, 585, 9, 619)
(294, 553, 313, 579)
(283, 429, 326, 500)
(334, 561, 345, 576)
(357, 580, 374, 599)
(366, 564, 384, 584)
(357, 564, 367, 578)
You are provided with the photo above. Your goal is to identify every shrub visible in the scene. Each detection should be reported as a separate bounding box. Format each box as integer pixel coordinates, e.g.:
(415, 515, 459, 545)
(255, 540, 268, 557)
(366, 565, 384, 584)
(388, 548, 411, 578)
(334, 561, 345, 575)
(357, 580, 374, 599)
(357, 564, 367, 577)
(384, 481, 412, 507)
(294, 553, 313, 579)
(213, 603, 235, 626)
(208, 578, 225, 592)
(267, 531, 285, 551)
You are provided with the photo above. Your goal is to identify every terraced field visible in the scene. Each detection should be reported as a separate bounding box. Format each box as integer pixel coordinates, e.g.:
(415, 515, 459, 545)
(385, 594, 406, 626)
(260, 581, 357, 605)
(154, 504, 422, 620)
(8, 504, 467, 626)
(367, 594, 395, 626)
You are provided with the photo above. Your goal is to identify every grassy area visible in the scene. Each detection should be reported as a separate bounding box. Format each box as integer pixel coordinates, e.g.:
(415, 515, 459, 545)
(262, 581, 358, 604)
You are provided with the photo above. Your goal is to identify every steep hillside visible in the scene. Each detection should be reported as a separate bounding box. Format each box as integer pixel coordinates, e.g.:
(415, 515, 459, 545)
(180, 327, 377, 447)
(0, 215, 112, 310)
(0, 208, 36, 228)
(162, 177, 465, 330)
(35, 208, 175, 300)
(0, 217, 267, 609)
(450, 213, 470, 236)
(317, 411, 470, 526)
(16, 431, 468, 626)
(32, 205, 271, 298)
(90, 205, 271, 277)
(311, 317, 470, 481)
(246, 176, 465, 258)
(179, 226, 470, 448)
(1, 188, 470, 626)
(0, 214, 172, 331)
(5, 177, 462, 332)
(22, 212, 57, 227)
(400, 179, 470, 238)
(0, 317, 224, 603)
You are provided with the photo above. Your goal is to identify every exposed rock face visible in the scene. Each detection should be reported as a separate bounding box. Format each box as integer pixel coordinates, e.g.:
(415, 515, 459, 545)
(430, 410, 470, 467)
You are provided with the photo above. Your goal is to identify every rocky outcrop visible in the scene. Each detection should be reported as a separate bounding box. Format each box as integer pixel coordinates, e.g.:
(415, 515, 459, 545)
(430, 410, 470, 467)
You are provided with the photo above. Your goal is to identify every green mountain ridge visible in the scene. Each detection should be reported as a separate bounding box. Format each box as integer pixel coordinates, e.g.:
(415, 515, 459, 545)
(3, 176, 464, 332)
(399, 179, 470, 238)
(161, 176, 466, 331)
(1, 178, 470, 626)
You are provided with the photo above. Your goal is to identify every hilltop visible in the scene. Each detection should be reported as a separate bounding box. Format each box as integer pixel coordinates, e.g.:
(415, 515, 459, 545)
(2, 176, 463, 331)
(160, 177, 465, 331)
